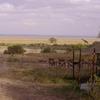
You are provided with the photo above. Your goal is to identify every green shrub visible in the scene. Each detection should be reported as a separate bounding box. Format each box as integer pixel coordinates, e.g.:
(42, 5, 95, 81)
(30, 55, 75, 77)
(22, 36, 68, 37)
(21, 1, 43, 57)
(41, 47, 56, 53)
(72, 44, 88, 49)
(4, 45, 25, 55)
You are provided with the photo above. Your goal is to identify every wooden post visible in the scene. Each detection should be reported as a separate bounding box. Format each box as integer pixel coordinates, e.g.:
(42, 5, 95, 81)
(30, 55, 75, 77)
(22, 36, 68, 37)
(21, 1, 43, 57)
(78, 48, 81, 84)
(73, 48, 75, 79)
(90, 48, 96, 93)
(92, 48, 96, 80)
(93, 48, 96, 74)
(95, 53, 98, 75)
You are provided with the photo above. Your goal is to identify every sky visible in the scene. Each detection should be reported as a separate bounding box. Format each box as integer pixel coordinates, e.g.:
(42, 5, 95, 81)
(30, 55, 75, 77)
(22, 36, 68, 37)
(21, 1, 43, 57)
(0, 0, 100, 37)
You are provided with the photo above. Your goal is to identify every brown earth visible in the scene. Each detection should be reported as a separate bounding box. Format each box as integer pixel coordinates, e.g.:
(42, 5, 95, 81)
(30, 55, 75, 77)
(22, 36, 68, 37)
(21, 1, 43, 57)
(0, 78, 82, 100)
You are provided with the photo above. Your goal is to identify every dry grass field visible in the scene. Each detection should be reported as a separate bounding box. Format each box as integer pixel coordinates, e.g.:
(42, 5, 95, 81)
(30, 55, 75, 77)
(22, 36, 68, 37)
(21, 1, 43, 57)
(0, 36, 100, 45)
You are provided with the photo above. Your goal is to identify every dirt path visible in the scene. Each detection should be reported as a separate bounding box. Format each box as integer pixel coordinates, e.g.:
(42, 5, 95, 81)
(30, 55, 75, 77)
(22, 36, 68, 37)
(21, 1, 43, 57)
(0, 78, 65, 100)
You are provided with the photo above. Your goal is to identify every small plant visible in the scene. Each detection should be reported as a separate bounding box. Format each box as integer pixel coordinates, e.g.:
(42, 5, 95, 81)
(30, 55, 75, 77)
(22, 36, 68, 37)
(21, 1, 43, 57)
(41, 47, 56, 53)
(4, 45, 25, 55)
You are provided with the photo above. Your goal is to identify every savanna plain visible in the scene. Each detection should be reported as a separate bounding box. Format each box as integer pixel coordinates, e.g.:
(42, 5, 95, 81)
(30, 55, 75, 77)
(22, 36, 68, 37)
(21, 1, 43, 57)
(0, 36, 100, 100)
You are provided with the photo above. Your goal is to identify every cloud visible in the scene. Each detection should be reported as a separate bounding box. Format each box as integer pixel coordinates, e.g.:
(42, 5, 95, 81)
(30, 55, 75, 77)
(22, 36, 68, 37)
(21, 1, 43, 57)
(22, 19, 37, 27)
(0, 3, 15, 12)
(0, 0, 99, 36)
(69, 0, 91, 3)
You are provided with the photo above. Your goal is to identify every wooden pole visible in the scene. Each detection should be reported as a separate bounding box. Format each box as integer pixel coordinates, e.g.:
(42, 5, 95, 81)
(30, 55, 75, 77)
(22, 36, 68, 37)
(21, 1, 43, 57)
(78, 48, 81, 84)
(90, 48, 96, 94)
(73, 48, 75, 79)
(92, 48, 96, 81)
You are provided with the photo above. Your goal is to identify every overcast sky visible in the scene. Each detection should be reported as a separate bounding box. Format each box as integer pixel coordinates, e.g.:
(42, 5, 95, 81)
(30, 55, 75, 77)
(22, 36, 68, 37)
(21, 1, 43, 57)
(0, 0, 100, 36)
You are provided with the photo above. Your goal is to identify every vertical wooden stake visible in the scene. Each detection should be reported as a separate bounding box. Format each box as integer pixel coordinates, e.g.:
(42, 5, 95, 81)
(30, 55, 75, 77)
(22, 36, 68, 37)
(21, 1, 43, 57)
(73, 48, 75, 79)
(78, 48, 81, 84)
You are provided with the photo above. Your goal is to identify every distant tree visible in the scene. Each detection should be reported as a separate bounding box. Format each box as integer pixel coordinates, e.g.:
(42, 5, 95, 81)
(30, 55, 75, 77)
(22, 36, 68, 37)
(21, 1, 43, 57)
(49, 37, 57, 44)
(4, 45, 25, 55)
(97, 32, 100, 38)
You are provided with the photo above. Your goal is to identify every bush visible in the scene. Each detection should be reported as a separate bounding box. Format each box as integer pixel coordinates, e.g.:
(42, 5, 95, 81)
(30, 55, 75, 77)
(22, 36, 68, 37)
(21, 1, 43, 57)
(41, 47, 56, 53)
(4, 50, 9, 54)
(4, 45, 25, 55)
(72, 44, 88, 49)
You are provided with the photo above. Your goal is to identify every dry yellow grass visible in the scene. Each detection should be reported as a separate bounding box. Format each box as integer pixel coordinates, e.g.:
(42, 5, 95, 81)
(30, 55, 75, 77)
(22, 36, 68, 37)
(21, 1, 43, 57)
(0, 36, 100, 45)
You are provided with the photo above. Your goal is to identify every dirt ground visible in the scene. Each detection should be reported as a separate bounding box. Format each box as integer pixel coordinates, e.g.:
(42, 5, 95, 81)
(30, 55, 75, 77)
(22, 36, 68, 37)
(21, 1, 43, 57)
(0, 78, 66, 100)
(0, 54, 67, 100)
(0, 78, 89, 100)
